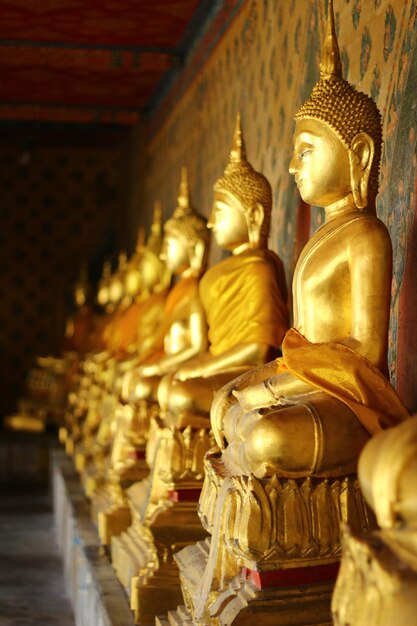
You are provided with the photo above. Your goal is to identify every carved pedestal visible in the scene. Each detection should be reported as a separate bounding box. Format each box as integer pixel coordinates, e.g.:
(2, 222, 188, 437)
(111, 422, 212, 624)
(332, 526, 417, 626)
(91, 401, 153, 545)
(161, 451, 373, 626)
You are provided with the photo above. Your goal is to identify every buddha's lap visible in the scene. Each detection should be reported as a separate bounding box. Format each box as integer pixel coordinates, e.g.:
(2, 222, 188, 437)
(224, 391, 370, 477)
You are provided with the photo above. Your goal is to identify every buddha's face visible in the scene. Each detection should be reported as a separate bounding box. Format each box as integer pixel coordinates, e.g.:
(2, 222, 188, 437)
(160, 232, 189, 274)
(208, 191, 248, 250)
(289, 119, 351, 207)
(138, 254, 161, 292)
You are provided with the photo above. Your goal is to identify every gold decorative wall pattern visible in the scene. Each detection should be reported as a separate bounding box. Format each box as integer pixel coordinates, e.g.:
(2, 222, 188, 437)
(143, 0, 417, 409)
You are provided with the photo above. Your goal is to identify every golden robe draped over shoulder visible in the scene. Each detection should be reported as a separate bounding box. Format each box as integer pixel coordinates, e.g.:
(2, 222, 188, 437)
(126, 288, 169, 362)
(200, 248, 289, 356)
(105, 289, 169, 358)
(164, 275, 200, 321)
(281, 328, 410, 434)
(140, 277, 200, 364)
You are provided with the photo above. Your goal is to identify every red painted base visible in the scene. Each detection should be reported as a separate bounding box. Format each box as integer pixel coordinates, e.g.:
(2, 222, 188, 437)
(128, 449, 146, 460)
(242, 561, 340, 590)
(168, 488, 202, 502)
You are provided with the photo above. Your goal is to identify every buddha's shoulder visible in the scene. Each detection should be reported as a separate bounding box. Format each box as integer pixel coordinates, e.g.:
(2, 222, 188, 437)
(202, 248, 275, 284)
(346, 213, 391, 248)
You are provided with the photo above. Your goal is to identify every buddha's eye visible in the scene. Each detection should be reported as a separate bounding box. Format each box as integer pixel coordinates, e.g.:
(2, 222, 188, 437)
(299, 149, 312, 160)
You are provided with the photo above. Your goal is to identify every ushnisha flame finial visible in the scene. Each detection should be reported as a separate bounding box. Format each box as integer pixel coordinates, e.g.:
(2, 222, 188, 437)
(135, 226, 145, 252)
(164, 169, 209, 247)
(118, 251, 127, 271)
(177, 166, 191, 212)
(102, 260, 111, 279)
(146, 201, 164, 256)
(229, 111, 247, 164)
(320, 0, 343, 81)
(151, 200, 162, 234)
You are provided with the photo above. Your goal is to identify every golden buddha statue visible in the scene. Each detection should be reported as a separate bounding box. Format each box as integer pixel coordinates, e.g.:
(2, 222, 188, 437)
(167, 3, 410, 624)
(332, 416, 417, 626)
(158, 112, 289, 429)
(211, 3, 408, 477)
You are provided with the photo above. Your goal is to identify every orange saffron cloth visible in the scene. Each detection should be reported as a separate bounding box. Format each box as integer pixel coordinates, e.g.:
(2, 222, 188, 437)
(280, 328, 410, 434)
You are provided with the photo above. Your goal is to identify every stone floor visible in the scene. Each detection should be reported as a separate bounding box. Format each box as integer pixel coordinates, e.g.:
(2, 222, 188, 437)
(0, 485, 75, 626)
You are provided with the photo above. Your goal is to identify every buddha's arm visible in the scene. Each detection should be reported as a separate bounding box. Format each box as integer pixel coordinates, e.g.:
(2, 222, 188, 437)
(91, 349, 112, 363)
(233, 372, 315, 410)
(210, 359, 282, 448)
(116, 354, 142, 373)
(174, 341, 273, 381)
(210, 370, 313, 447)
(137, 310, 208, 377)
(341, 221, 392, 368)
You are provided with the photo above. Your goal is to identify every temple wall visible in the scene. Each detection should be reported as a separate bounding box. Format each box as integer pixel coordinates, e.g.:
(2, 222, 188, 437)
(142, 0, 417, 409)
(0, 129, 127, 416)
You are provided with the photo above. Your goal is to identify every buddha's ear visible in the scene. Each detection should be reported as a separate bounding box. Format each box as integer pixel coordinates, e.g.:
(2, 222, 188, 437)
(348, 132, 375, 209)
(247, 202, 265, 247)
(190, 240, 206, 273)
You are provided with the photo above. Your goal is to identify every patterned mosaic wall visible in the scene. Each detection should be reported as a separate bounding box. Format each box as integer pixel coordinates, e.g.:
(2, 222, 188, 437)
(0, 130, 125, 416)
(143, 0, 417, 409)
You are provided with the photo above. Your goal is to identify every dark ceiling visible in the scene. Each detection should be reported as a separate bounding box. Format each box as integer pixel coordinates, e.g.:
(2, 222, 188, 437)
(0, 0, 208, 124)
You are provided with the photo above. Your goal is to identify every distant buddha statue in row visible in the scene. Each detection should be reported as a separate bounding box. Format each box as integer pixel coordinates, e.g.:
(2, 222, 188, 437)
(123, 167, 210, 405)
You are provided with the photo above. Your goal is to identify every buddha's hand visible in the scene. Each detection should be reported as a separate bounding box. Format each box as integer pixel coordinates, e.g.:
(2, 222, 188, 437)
(136, 363, 162, 378)
(174, 362, 202, 381)
(233, 379, 280, 412)
(210, 384, 238, 449)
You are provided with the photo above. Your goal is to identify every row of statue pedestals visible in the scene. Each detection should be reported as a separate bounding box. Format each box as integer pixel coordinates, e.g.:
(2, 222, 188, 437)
(16, 2, 417, 624)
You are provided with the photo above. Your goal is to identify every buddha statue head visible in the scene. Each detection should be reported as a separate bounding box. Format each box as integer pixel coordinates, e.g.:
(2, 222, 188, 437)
(139, 202, 170, 295)
(108, 251, 127, 307)
(290, 0, 382, 212)
(210, 112, 272, 251)
(162, 167, 210, 275)
(97, 261, 112, 310)
(73, 264, 89, 309)
(124, 227, 145, 300)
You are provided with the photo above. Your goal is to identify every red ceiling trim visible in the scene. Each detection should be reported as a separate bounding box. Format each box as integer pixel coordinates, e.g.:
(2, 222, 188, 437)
(0, 104, 140, 125)
(0, 46, 175, 72)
